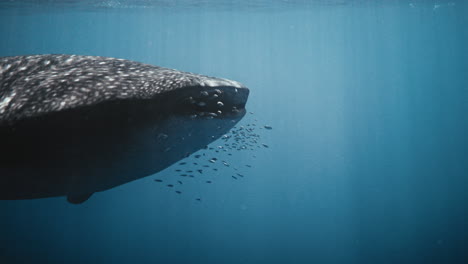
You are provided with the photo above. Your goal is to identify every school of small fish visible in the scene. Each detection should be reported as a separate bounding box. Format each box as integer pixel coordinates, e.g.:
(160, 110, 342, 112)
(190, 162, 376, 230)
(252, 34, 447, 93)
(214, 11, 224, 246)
(154, 112, 272, 202)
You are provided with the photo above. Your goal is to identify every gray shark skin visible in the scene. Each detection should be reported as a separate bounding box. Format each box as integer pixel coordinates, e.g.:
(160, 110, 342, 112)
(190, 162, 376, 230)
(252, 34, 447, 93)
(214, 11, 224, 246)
(0, 55, 249, 204)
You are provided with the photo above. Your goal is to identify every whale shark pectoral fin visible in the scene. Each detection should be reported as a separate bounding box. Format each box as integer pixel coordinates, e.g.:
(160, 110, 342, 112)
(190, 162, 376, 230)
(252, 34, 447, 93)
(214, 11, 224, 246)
(67, 193, 93, 204)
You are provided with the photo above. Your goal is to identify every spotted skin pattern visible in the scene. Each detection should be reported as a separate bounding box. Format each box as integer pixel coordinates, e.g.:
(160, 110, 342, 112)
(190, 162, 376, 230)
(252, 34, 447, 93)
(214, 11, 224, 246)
(0, 54, 245, 123)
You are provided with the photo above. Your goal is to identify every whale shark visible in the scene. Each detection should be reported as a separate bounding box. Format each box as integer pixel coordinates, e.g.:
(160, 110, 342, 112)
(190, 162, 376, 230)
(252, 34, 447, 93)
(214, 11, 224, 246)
(0, 55, 249, 204)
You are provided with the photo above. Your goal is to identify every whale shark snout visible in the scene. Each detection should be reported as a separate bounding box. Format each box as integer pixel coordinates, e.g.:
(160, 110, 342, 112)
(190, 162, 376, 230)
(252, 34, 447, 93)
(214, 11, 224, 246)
(0, 55, 249, 203)
(169, 85, 249, 118)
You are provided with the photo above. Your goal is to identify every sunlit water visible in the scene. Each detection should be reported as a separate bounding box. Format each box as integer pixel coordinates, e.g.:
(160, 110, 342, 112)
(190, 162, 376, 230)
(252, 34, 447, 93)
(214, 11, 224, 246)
(1, 1, 467, 263)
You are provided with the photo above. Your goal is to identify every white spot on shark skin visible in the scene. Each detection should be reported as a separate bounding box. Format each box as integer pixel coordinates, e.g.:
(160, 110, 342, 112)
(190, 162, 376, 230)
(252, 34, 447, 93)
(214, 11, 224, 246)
(1, 65, 7, 75)
(201, 78, 244, 88)
(0, 92, 16, 114)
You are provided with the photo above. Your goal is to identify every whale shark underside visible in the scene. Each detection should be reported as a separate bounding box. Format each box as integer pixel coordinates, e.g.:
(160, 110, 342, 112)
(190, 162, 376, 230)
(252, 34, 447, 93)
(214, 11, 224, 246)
(0, 55, 249, 204)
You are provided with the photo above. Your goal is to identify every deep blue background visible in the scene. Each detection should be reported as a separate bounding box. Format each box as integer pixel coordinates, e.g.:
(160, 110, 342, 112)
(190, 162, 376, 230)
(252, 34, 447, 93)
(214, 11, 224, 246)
(1, 1, 467, 263)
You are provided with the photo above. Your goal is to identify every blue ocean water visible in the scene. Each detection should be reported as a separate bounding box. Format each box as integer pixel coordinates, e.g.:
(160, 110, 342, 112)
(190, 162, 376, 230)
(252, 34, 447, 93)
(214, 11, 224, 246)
(1, 1, 467, 263)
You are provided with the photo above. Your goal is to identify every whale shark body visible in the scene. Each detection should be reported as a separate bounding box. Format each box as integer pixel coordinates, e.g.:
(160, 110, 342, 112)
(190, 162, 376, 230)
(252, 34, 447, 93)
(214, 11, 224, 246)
(0, 55, 249, 203)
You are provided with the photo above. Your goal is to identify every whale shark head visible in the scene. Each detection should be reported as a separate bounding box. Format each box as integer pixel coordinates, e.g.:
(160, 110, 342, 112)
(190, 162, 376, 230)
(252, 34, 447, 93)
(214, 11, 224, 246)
(0, 55, 249, 203)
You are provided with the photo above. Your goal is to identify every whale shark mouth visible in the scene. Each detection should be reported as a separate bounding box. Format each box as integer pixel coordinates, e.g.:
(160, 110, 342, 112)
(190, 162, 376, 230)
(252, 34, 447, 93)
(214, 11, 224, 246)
(170, 85, 249, 119)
